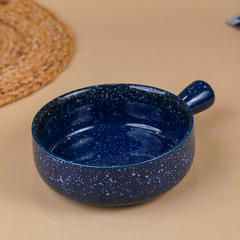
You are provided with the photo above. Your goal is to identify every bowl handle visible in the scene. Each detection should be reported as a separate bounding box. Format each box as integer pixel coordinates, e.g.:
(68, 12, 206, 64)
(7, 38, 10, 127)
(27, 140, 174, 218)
(178, 80, 215, 115)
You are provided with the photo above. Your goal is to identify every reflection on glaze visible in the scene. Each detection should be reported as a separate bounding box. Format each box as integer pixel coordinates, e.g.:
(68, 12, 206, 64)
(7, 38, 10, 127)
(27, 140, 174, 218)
(178, 80, 215, 114)
(130, 85, 166, 95)
(50, 123, 177, 166)
(125, 101, 163, 121)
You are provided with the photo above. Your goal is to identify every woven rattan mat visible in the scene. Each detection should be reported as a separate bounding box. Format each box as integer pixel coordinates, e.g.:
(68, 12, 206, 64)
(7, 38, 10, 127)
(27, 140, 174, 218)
(0, 0, 74, 107)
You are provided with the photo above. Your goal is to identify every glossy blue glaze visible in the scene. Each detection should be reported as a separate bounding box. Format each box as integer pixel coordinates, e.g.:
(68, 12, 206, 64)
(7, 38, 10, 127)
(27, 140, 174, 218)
(227, 14, 240, 27)
(32, 82, 214, 206)
(178, 80, 215, 114)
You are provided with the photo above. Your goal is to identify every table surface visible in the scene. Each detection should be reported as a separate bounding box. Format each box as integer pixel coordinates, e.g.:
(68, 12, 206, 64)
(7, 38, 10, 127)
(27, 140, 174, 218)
(1, 0, 240, 239)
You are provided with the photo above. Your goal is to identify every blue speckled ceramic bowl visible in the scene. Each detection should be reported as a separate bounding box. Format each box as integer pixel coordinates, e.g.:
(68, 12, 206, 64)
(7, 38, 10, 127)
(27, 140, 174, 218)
(32, 81, 214, 206)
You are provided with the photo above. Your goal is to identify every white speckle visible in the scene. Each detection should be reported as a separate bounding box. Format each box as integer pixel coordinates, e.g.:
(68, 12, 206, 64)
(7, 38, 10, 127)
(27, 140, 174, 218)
(106, 174, 109, 178)
(145, 175, 149, 178)
(132, 173, 136, 176)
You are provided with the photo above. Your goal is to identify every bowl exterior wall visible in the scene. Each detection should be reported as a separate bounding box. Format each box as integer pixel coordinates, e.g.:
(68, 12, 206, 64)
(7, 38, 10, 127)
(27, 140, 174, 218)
(33, 128, 195, 206)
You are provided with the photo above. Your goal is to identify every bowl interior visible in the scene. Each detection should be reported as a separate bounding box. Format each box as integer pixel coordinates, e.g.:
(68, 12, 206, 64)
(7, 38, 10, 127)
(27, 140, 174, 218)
(32, 84, 193, 167)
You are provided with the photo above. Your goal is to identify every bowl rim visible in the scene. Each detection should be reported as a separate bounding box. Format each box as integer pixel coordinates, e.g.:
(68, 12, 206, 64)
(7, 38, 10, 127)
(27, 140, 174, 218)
(32, 83, 194, 168)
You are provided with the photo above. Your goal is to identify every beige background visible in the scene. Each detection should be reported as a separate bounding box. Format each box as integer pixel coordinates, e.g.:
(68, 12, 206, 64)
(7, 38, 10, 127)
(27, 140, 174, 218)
(1, 0, 240, 239)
